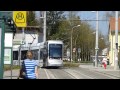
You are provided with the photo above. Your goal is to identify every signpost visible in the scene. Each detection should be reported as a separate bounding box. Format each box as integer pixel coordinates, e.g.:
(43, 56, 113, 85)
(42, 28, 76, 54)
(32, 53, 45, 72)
(73, 48, 76, 53)
(13, 11, 27, 27)
(0, 28, 2, 78)
(0, 21, 5, 79)
(13, 11, 27, 74)
(13, 11, 27, 49)
(78, 48, 81, 62)
(67, 48, 70, 61)
(0, 11, 17, 79)
(0, 29, 1, 67)
(78, 48, 81, 53)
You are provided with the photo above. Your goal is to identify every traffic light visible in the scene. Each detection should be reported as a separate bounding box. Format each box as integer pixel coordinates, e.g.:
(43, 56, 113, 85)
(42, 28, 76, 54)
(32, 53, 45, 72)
(5, 17, 17, 39)
(6, 18, 16, 31)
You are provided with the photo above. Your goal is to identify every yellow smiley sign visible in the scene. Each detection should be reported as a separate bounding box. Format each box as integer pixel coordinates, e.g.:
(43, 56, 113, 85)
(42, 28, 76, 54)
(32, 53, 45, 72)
(13, 11, 27, 27)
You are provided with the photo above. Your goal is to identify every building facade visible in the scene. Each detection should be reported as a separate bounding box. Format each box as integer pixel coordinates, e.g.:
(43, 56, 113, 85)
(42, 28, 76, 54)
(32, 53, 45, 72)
(108, 17, 120, 66)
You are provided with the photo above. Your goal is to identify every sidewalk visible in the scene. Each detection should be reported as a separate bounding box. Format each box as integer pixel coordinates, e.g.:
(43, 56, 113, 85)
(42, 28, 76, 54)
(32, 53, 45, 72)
(79, 63, 120, 78)
(4, 69, 19, 79)
(3, 68, 41, 79)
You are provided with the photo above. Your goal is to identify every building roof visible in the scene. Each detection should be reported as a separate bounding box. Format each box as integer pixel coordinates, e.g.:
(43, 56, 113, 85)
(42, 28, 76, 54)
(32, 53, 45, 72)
(109, 17, 120, 32)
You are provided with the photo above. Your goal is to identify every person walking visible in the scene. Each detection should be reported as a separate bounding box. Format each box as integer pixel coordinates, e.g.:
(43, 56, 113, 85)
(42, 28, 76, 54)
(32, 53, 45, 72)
(102, 57, 107, 69)
(18, 51, 39, 79)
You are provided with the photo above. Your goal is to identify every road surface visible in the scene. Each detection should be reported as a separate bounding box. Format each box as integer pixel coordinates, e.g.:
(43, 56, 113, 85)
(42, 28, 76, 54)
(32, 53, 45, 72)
(4, 67, 119, 79)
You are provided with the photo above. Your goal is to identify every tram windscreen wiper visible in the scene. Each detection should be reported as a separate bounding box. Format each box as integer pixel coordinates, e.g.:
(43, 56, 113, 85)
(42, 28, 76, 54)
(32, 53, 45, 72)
(49, 57, 62, 59)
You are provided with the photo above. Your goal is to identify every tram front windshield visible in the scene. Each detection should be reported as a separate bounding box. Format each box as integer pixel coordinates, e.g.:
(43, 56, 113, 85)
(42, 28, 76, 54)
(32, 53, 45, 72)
(49, 44, 62, 59)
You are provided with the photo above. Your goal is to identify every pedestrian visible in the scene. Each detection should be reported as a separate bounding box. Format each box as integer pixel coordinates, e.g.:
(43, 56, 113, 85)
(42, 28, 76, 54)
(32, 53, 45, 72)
(102, 57, 107, 69)
(18, 50, 39, 79)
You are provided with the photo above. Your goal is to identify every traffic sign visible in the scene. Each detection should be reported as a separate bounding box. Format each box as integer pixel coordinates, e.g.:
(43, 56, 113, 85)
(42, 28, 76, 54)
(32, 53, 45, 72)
(13, 40, 22, 45)
(73, 48, 76, 52)
(78, 48, 81, 53)
(67, 48, 70, 57)
(13, 11, 27, 27)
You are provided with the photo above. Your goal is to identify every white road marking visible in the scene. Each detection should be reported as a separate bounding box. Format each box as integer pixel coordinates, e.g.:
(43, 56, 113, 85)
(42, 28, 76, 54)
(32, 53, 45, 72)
(44, 69, 50, 79)
(80, 68, 119, 79)
(90, 70, 119, 79)
(66, 72, 77, 79)
(64, 69, 86, 79)
(62, 69, 78, 79)
(72, 70, 94, 79)
(46, 69, 56, 79)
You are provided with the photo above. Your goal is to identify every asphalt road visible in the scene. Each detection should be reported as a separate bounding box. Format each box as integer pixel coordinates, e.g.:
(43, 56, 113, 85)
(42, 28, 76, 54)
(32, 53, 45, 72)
(3, 67, 119, 79)
(38, 67, 119, 79)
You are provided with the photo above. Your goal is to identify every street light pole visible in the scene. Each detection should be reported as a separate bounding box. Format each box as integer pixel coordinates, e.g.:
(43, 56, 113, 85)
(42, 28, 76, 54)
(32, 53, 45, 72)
(114, 11, 119, 70)
(95, 11, 99, 67)
(43, 11, 46, 42)
(70, 25, 80, 62)
(40, 11, 46, 42)
(78, 48, 81, 62)
(70, 28, 73, 62)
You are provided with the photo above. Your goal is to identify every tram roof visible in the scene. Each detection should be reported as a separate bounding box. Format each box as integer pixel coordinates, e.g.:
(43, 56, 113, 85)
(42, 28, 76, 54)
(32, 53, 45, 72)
(46, 40, 63, 44)
(13, 42, 45, 51)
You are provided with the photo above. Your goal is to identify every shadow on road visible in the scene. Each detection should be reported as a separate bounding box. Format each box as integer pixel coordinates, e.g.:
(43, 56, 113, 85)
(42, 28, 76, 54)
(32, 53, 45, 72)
(41, 66, 65, 69)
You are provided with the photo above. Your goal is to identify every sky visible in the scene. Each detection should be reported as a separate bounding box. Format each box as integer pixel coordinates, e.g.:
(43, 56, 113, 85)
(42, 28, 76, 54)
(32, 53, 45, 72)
(35, 11, 109, 36)
(78, 11, 109, 36)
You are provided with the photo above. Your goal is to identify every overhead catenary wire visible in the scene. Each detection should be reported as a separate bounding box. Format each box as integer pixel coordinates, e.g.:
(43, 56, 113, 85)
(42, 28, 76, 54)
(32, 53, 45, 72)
(24, 30, 36, 50)
(51, 19, 109, 22)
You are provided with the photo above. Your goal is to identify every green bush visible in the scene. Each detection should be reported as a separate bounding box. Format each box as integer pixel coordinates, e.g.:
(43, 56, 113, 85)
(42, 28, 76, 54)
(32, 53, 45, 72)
(4, 65, 40, 71)
(63, 62, 80, 68)
(80, 61, 93, 63)
(4, 65, 20, 71)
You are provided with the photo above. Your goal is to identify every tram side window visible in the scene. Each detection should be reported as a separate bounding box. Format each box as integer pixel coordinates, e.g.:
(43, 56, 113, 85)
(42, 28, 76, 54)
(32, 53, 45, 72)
(21, 51, 27, 60)
(40, 51, 43, 59)
(13, 51, 18, 60)
(32, 50, 38, 60)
